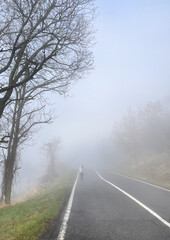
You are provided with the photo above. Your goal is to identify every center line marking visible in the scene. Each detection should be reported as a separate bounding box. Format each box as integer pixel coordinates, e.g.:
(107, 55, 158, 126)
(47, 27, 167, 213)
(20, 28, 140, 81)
(96, 171, 170, 229)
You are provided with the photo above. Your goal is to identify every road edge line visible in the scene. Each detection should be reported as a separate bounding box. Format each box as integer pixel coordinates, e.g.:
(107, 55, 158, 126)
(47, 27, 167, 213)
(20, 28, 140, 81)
(57, 172, 79, 240)
(114, 172, 170, 192)
(96, 171, 170, 229)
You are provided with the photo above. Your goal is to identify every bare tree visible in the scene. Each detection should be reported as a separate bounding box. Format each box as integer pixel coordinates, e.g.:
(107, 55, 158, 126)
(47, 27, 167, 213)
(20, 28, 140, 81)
(113, 110, 142, 164)
(0, 84, 52, 204)
(112, 101, 170, 171)
(41, 138, 61, 184)
(0, 0, 95, 117)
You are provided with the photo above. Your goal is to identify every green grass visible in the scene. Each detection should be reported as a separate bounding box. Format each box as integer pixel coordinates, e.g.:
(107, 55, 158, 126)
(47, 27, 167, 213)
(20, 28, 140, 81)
(0, 173, 75, 240)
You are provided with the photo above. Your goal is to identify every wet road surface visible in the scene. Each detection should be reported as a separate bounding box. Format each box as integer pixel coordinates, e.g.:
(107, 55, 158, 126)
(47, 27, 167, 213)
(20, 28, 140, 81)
(62, 169, 170, 240)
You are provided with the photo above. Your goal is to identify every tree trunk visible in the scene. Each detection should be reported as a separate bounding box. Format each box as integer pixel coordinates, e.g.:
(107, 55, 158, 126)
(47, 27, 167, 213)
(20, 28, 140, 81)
(0, 88, 13, 118)
(1, 88, 24, 204)
(3, 154, 15, 204)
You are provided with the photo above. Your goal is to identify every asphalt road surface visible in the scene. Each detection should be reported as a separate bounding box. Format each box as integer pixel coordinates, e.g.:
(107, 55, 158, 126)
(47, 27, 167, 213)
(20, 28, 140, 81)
(62, 169, 170, 240)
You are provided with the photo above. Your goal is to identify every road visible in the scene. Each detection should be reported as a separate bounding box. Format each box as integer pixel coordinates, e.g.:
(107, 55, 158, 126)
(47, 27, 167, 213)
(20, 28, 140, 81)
(60, 169, 170, 240)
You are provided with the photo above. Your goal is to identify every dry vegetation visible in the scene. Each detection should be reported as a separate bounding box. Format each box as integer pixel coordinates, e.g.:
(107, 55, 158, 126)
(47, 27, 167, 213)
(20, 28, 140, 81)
(112, 101, 170, 189)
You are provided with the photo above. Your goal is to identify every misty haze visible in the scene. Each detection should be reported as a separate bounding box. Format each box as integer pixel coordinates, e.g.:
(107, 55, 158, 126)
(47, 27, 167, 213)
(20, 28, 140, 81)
(0, 0, 170, 240)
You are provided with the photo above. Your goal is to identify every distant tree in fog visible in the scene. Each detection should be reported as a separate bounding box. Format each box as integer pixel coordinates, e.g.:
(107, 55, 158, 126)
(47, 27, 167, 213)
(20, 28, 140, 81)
(112, 101, 170, 167)
(0, 0, 95, 117)
(41, 138, 61, 183)
(113, 110, 143, 163)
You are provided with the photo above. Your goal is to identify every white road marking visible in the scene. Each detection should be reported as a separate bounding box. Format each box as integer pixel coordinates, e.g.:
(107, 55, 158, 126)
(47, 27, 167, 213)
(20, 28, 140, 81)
(114, 172, 170, 192)
(96, 171, 170, 229)
(57, 172, 79, 240)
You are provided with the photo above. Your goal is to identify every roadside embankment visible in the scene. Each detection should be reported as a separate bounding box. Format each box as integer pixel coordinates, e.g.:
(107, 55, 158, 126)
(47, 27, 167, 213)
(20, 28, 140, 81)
(0, 173, 75, 240)
(120, 155, 170, 190)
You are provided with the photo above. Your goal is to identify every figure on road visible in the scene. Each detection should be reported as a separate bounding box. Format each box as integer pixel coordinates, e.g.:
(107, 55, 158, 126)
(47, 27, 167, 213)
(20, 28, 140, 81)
(79, 165, 84, 180)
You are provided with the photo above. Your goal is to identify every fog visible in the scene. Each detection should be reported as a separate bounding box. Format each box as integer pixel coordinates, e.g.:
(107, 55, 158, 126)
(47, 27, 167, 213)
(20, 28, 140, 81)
(12, 0, 170, 195)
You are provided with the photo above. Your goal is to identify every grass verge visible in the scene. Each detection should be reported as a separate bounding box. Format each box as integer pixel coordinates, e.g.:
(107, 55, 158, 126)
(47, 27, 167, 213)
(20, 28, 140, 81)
(0, 173, 75, 240)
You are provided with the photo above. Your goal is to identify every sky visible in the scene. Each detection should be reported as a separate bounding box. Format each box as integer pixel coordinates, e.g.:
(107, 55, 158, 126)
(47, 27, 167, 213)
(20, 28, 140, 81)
(18, 0, 170, 191)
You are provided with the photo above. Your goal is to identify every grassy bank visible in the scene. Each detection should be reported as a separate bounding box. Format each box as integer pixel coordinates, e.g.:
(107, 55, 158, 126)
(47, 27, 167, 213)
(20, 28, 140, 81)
(0, 173, 75, 240)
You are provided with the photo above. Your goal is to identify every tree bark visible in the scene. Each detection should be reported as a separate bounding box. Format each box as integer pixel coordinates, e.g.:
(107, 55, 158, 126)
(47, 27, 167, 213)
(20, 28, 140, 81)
(3, 155, 15, 204)
(0, 88, 13, 118)
(1, 88, 24, 204)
